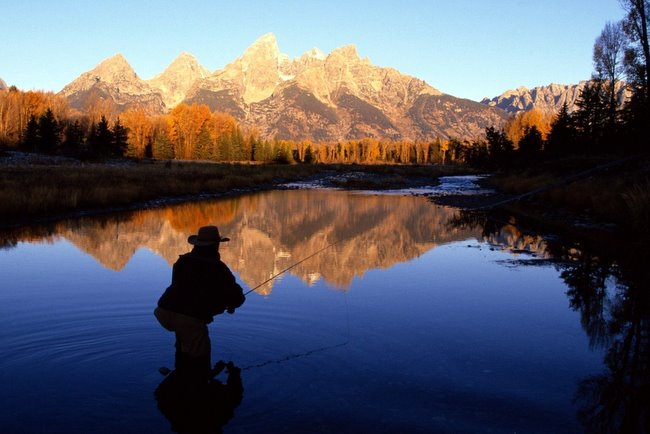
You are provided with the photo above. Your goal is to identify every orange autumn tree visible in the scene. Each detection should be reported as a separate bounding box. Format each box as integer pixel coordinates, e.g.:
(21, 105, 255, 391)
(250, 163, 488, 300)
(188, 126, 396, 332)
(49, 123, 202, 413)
(504, 108, 554, 148)
(166, 103, 212, 160)
(0, 88, 69, 146)
(120, 107, 153, 158)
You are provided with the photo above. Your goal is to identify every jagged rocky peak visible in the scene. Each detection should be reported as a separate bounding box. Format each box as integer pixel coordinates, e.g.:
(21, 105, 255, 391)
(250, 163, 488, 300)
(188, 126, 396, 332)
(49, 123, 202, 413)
(60, 52, 166, 114)
(481, 82, 591, 114)
(60, 52, 142, 96)
(279, 47, 327, 80)
(244, 32, 281, 59)
(304, 47, 326, 60)
(197, 33, 288, 104)
(147, 51, 209, 108)
(91, 53, 139, 82)
(218, 32, 287, 104)
(237, 32, 284, 77)
(328, 44, 362, 63)
(166, 51, 207, 72)
(61, 33, 510, 140)
(0, 78, 7, 90)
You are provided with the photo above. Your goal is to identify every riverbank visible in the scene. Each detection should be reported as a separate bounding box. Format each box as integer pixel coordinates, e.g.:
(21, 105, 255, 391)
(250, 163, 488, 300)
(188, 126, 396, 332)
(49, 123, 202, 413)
(0, 151, 467, 228)
(492, 156, 649, 237)
(429, 155, 650, 242)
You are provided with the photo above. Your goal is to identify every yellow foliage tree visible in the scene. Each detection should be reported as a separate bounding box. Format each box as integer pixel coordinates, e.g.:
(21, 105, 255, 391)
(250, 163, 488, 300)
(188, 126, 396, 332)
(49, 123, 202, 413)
(167, 103, 212, 160)
(0, 88, 69, 146)
(120, 108, 153, 158)
(504, 108, 554, 148)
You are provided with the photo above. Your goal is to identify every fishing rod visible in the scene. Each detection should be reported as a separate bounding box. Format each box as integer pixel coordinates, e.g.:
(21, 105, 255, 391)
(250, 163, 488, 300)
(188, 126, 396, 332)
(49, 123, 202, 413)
(157, 240, 344, 376)
(235, 239, 349, 371)
(243, 239, 341, 296)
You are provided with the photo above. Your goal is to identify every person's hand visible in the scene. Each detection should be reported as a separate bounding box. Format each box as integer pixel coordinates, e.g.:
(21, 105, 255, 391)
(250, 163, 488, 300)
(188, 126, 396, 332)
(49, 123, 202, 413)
(212, 360, 226, 376)
(226, 361, 241, 376)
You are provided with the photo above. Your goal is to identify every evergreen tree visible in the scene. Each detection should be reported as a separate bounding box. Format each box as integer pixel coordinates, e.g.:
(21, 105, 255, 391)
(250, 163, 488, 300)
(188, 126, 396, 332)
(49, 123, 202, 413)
(193, 124, 212, 160)
(573, 80, 608, 152)
(62, 120, 84, 157)
(518, 125, 543, 159)
(89, 116, 114, 158)
(230, 126, 244, 161)
(37, 109, 60, 154)
(465, 140, 489, 167)
(303, 144, 314, 164)
(218, 134, 232, 161)
(273, 140, 292, 164)
(545, 103, 577, 156)
(257, 138, 271, 162)
(485, 126, 514, 166)
(112, 118, 128, 157)
(249, 135, 260, 161)
(144, 138, 153, 159)
(153, 131, 174, 160)
(21, 115, 39, 152)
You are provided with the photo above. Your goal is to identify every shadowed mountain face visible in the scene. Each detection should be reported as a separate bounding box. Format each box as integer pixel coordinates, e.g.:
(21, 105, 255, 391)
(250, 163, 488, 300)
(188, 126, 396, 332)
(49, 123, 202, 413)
(1, 190, 491, 293)
(60, 33, 509, 141)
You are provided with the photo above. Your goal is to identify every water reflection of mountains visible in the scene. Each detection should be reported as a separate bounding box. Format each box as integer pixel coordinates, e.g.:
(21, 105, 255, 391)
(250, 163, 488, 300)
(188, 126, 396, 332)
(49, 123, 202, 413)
(1, 190, 481, 291)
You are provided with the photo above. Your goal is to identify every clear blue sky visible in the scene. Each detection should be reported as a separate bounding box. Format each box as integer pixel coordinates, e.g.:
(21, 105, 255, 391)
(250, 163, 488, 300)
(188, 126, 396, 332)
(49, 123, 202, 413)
(0, 0, 625, 101)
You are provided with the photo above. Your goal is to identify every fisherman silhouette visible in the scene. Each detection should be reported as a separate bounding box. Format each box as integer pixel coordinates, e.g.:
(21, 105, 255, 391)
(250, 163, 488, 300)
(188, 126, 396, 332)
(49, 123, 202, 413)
(155, 360, 244, 434)
(154, 225, 245, 381)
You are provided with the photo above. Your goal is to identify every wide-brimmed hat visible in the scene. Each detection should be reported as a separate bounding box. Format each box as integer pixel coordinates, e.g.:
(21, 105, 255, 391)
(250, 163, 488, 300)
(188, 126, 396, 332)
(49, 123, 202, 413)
(188, 225, 230, 246)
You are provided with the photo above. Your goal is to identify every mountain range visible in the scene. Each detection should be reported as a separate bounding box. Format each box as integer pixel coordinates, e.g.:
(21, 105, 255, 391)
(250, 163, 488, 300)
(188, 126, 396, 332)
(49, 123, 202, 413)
(54, 33, 586, 141)
(482, 83, 589, 114)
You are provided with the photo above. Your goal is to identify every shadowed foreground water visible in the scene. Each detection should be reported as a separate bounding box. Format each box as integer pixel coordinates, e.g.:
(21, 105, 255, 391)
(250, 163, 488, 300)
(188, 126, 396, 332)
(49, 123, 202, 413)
(1, 186, 639, 433)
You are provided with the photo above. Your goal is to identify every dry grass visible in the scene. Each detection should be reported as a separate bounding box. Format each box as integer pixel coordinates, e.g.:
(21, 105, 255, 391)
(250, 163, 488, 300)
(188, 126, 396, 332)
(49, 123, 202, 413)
(0, 159, 467, 224)
(622, 178, 650, 235)
(489, 157, 650, 234)
(0, 161, 323, 222)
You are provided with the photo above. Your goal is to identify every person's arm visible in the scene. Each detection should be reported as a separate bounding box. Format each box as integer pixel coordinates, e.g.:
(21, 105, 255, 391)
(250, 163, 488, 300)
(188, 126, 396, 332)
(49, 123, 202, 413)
(225, 276, 245, 314)
(219, 263, 245, 314)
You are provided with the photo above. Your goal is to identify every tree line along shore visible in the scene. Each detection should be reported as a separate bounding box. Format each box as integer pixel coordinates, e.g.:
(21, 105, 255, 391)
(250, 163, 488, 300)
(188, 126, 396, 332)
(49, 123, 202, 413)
(1, 2, 648, 235)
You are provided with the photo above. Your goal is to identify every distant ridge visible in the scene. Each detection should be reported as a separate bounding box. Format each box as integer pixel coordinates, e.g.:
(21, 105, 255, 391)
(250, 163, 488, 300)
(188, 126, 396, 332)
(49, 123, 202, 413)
(481, 81, 628, 115)
(60, 33, 508, 141)
(0, 78, 7, 91)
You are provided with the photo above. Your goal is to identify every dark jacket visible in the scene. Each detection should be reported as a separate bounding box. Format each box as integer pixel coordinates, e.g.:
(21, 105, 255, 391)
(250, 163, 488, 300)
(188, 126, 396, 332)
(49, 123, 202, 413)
(158, 248, 245, 323)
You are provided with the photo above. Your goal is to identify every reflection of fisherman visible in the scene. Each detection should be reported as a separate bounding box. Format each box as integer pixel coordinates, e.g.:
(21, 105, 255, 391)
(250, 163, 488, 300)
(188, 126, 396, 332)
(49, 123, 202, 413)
(154, 225, 245, 379)
(155, 360, 243, 434)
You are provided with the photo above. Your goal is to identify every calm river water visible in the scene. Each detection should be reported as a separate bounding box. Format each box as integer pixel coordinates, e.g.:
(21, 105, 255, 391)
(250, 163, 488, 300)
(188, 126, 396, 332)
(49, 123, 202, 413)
(1, 180, 645, 433)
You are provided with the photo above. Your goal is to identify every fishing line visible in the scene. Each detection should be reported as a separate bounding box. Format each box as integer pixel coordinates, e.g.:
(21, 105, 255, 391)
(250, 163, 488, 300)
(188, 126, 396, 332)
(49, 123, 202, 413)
(240, 290, 351, 371)
(238, 239, 351, 370)
(243, 239, 341, 296)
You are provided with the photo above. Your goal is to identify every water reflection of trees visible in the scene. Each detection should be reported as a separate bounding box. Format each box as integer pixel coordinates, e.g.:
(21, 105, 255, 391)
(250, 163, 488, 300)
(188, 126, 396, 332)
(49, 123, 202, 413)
(449, 209, 649, 433)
